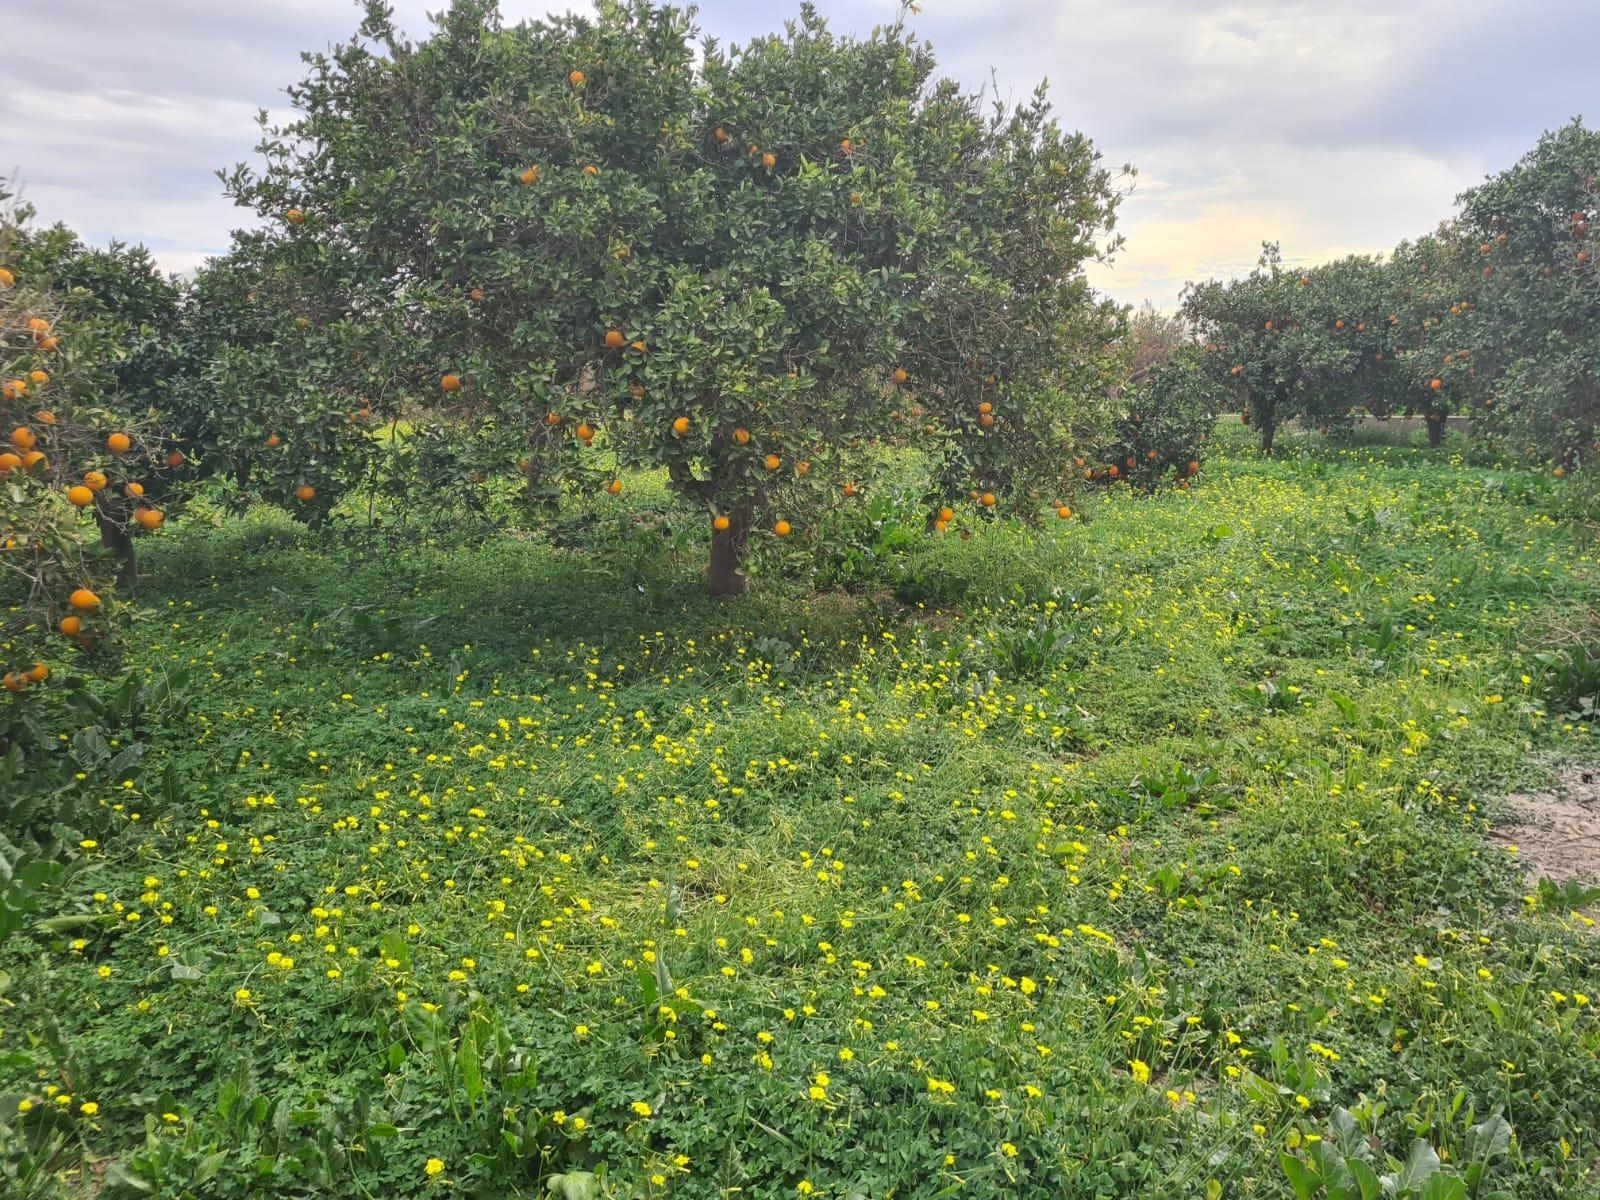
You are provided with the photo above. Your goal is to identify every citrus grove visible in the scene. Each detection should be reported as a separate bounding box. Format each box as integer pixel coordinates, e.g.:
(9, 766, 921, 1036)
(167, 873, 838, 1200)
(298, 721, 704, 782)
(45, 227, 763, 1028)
(1, 2, 1599, 1198)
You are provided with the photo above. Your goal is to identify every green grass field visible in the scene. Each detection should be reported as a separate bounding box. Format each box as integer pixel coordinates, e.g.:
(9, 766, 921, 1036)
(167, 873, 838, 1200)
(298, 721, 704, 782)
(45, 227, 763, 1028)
(4, 428, 1598, 1198)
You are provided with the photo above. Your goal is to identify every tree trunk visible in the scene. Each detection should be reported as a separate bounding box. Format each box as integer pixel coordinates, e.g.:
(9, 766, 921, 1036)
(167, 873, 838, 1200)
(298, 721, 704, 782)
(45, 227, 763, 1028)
(96, 509, 138, 590)
(1426, 413, 1444, 447)
(708, 505, 752, 597)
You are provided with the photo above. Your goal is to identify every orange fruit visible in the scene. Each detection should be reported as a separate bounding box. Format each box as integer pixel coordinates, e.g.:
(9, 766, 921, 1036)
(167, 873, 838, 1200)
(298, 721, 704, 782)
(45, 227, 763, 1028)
(107, 432, 132, 454)
(713, 515, 731, 531)
(583, 164, 600, 176)
(26, 317, 50, 334)
(135, 508, 164, 530)
(569, 69, 586, 86)
(125, 482, 144, 497)
(519, 166, 540, 184)
(59, 615, 82, 637)
(891, 368, 908, 385)
(0, 452, 21, 473)
(11, 427, 36, 451)
(2, 379, 27, 400)
(761, 153, 776, 169)
(23, 661, 47, 684)
(631, 340, 647, 353)
(938, 506, 954, 522)
(733, 427, 751, 445)
(672, 416, 690, 437)
(295, 484, 316, 502)
(605, 478, 622, 494)
(1108, 465, 1119, 477)
(441, 373, 462, 391)
(630, 383, 646, 399)
(773, 519, 792, 537)
(1554, 466, 1566, 478)
(286, 208, 305, 224)
(66, 485, 94, 507)
(265, 433, 282, 448)
(980, 492, 996, 507)
(2, 673, 21, 693)
(1429, 378, 1443, 391)
(605, 330, 626, 349)
(843, 481, 857, 497)
(978, 401, 992, 415)
(70, 588, 101, 612)
(22, 450, 46, 471)
(165, 450, 185, 468)
(979, 413, 994, 428)
(575, 421, 593, 439)
(764, 453, 780, 470)
(1188, 460, 1200, 473)
(546, 411, 563, 427)
(38, 334, 60, 351)
(470, 287, 486, 301)
(1056, 505, 1071, 519)
(713, 127, 729, 144)
(795, 460, 810, 477)
(29, 370, 48, 384)
(35, 410, 55, 424)
(0, 267, 13, 288)
(933, 519, 949, 534)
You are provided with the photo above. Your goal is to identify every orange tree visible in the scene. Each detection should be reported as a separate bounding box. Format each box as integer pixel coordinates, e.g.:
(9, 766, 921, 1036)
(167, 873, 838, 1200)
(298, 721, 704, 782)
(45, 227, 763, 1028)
(214, 0, 1124, 594)
(1384, 226, 1482, 445)
(1183, 245, 1372, 452)
(1094, 305, 1218, 489)
(1, 190, 181, 698)
(1452, 119, 1599, 470)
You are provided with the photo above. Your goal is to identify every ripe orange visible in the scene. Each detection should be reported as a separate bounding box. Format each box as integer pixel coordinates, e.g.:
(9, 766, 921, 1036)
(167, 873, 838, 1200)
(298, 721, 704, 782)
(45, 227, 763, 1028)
(979, 413, 994, 429)
(978, 401, 992, 415)
(26, 317, 50, 334)
(135, 508, 164, 530)
(605, 329, 626, 349)
(795, 460, 810, 477)
(66, 485, 94, 507)
(286, 208, 305, 224)
(441, 373, 462, 391)
(296, 484, 316, 502)
(29, 370, 48, 384)
(0, 452, 21, 473)
(70, 587, 101, 612)
(568, 69, 586, 86)
(773, 519, 792, 537)
(1429, 378, 1443, 391)
(11, 426, 38, 451)
(0, 267, 12, 288)
(840, 138, 854, 156)
(938, 506, 954, 522)
(1188, 460, 1200, 474)
(265, 433, 282, 448)
(672, 416, 690, 437)
(1554, 466, 1567, 478)
(933, 519, 949, 534)
(1056, 505, 1071, 519)
(891, 368, 908, 385)
(764, 453, 781, 470)
(2, 673, 21, 693)
(762, 153, 777, 169)
(22, 450, 46, 471)
(713, 127, 729, 144)
(519, 166, 540, 184)
(125, 482, 144, 497)
(605, 478, 622, 495)
(733, 427, 751, 445)
(583, 164, 600, 176)
(575, 421, 593, 439)
(165, 450, 185, 468)
(84, 470, 108, 491)
(713, 515, 731, 531)
(980, 492, 996, 507)
(631, 340, 647, 353)
(470, 287, 486, 301)
(107, 432, 132, 454)
(1108, 465, 1119, 478)
(843, 481, 857, 497)
(59, 615, 82, 637)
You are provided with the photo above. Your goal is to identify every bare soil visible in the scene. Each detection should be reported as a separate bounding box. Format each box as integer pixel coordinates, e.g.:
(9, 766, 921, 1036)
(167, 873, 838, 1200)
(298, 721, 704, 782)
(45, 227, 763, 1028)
(1489, 766, 1600, 887)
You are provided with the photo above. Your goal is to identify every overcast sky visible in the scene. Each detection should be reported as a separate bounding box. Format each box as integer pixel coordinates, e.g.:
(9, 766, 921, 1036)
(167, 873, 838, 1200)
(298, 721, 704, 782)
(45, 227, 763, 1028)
(4, 0, 1592, 308)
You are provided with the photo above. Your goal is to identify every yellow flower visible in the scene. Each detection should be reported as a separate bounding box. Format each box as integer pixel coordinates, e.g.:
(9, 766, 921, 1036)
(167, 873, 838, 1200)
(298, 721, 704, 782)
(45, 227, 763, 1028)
(1129, 1059, 1151, 1084)
(1001, 1142, 1018, 1157)
(80, 1101, 99, 1116)
(425, 1157, 445, 1177)
(631, 1101, 653, 1117)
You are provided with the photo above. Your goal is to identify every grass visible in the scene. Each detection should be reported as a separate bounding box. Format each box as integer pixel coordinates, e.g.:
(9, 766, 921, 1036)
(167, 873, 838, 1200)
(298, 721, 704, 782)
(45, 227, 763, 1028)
(2, 426, 1598, 1198)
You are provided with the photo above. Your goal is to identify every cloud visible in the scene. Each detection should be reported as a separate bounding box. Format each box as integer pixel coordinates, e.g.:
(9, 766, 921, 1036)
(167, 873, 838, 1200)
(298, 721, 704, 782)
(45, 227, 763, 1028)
(4, 0, 1591, 305)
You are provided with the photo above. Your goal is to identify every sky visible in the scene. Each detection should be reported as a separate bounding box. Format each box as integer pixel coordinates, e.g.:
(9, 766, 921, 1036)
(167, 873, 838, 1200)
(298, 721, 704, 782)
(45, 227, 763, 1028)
(3, 0, 1592, 308)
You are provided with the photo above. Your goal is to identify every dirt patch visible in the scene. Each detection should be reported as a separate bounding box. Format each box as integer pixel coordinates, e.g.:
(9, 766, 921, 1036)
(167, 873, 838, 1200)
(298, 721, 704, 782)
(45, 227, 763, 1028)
(1489, 767, 1600, 887)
